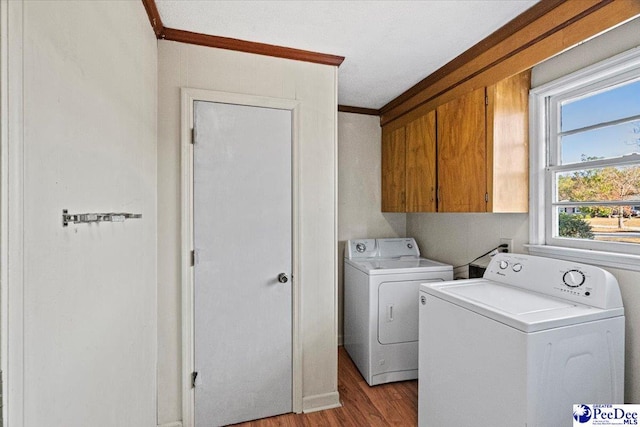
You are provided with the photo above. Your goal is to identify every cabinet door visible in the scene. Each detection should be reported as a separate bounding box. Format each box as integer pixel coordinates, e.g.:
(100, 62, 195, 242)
(437, 88, 487, 212)
(486, 70, 530, 213)
(381, 126, 406, 212)
(406, 111, 436, 212)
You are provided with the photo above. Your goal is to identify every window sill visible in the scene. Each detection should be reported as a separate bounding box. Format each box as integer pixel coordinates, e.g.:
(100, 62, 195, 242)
(525, 244, 640, 272)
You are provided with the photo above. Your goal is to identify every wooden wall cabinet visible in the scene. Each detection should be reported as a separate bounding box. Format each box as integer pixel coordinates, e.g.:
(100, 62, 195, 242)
(437, 87, 487, 212)
(382, 70, 530, 213)
(437, 71, 529, 212)
(381, 126, 406, 212)
(486, 71, 530, 213)
(381, 111, 436, 212)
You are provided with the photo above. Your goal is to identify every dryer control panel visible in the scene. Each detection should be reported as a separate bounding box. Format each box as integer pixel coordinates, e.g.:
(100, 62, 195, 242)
(346, 238, 420, 259)
(346, 239, 377, 259)
(484, 253, 622, 309)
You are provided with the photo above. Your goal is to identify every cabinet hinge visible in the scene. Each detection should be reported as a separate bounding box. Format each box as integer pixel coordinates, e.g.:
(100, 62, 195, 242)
(191, 371, 198, 388)
(190, 250, 195, 266)
(485, 193, 489, 202)
(191, 128, 195, 144)
(485, 96, 489, 105)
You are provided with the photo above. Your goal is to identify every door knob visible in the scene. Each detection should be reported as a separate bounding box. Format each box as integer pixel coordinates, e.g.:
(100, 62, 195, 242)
(278, 273, 289, 283)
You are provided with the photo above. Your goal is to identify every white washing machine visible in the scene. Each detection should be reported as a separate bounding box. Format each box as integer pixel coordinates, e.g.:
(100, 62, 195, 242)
(419, 253, 625, 427)
(344, 238, 453, 386)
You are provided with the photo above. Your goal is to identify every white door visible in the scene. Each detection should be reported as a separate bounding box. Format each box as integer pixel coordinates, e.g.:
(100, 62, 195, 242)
(193, 101, 293, 426)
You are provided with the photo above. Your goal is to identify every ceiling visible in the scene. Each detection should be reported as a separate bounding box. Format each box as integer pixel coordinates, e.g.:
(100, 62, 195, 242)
(155, 0, 538, 110)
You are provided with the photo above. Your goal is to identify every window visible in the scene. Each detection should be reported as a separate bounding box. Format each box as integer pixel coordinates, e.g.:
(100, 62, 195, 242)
(530, 48, 640, 269)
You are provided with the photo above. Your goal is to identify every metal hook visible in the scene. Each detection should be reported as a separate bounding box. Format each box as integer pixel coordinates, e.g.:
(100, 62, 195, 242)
(62, 209, 142, 227)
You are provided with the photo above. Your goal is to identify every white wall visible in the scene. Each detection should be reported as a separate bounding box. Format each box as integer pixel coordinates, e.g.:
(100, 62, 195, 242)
(157, 41, 338, 424)
(337, 112, 405, 342)
(530, 17, 640, 403)
(406, 213, 528, 277)
(2, 1, 158, 426)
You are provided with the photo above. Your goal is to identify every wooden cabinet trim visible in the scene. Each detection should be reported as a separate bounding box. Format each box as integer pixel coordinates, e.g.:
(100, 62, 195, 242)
(381, 0, 566, 115)
(381, 1, 640, 126)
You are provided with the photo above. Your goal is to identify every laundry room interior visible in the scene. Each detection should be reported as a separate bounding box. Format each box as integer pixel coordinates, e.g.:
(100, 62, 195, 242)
(2, 1, 640, 426)
(338, 12, 640, 423)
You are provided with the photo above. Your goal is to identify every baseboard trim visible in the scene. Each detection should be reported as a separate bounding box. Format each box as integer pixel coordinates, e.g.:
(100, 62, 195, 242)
(302, 391, 342, 413)
(160, 394, 341, 422)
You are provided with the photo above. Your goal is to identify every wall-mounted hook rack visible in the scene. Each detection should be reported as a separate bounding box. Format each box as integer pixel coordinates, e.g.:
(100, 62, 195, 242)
(62, 209, 142, 227)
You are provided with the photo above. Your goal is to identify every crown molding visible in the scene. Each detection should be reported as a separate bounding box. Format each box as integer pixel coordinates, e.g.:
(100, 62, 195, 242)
(380, 0, 640, 125)
(379, 0, 568, 115)
(337, 105, 380, 116)
(140, 0, 344, 67)
(161, 28, 344, 66)
(141, 0, 163, 38)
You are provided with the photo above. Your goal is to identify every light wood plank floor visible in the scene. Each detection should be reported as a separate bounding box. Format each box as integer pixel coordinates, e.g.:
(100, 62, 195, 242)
(231, 346, 418, 426)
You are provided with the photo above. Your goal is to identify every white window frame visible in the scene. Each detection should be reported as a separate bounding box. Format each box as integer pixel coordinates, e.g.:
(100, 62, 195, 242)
(528, 47, 640, 271)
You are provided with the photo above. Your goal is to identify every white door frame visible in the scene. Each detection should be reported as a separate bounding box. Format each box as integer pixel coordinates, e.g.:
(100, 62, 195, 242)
(1, 1, 26, 425)
(180, 88, 302, 427)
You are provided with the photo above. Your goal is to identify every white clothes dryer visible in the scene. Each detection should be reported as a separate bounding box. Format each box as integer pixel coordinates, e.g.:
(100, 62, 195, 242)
(419, 253, 625, 427)
(344, 238, 453, 386)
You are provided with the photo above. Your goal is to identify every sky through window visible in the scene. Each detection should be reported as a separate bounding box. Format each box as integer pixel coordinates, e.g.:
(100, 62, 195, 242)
(560, 79, 640, 165)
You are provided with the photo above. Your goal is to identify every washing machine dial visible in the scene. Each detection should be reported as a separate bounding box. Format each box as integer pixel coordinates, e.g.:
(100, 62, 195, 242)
(499, 260, 509, 269)
(512, 263, 523, 272)
(356, 243, 366, 253)
(563, 269, 586, 287)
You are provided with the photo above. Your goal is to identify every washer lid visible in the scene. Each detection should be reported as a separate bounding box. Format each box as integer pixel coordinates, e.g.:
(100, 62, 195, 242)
(421, 279, 624, 332)
(345, 256, 452, 275)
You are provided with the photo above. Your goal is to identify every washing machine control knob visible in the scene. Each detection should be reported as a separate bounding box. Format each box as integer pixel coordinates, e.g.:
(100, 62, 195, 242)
(512, 263, 523, 272)
(356, 243, 366, 253)
(499, 260, 509, 269)
(563, 269, 586, 287)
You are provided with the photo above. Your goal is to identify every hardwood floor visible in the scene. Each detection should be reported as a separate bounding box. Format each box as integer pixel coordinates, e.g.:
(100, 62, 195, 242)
(231, 346, 418, 426)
